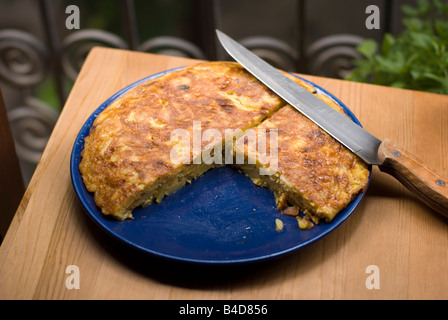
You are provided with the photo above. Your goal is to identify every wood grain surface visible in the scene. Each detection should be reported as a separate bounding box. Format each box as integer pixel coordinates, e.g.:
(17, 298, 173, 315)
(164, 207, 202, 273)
(1, 47, 448, 300)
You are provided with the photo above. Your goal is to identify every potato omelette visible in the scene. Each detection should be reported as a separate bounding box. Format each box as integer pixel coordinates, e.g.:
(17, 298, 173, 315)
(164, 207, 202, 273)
(79, 61, 369, 224)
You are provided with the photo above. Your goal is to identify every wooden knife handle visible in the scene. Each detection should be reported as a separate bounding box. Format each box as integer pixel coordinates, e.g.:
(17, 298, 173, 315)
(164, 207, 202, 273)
(378, 139, 448, 218)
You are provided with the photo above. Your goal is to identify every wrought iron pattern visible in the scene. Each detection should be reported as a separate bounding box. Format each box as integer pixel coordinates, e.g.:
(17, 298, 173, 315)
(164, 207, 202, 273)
(7, 97, 59, 164)
(0, 0, 395, 183)
(0, 29, 50, 87)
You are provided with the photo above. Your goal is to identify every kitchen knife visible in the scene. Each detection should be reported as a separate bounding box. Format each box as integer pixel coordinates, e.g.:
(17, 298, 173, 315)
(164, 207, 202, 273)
(216, 29, 448, 217)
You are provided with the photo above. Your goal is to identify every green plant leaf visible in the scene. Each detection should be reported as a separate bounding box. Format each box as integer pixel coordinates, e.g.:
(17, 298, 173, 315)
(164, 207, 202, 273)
(357, 39, 378, 59)
(421, 73, 448, 86)
(391, 81, 407, 88)
(381, 34, 395, 54)
(401, 4, 420, 17)
(434, 0, 448, 13)
(435, 20, 448, 38)
(416, 0, 433, 15)
(403, 17, 424, 31)
(408, 32, 434, 50)
(346, 0, 448, 95)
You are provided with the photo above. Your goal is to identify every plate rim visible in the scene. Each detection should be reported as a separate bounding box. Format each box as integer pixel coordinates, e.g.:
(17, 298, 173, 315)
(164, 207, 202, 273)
(70, 66, 371, 265)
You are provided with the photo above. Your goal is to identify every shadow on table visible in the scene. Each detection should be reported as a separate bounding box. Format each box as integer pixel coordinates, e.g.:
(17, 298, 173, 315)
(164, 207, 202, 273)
(88, 219, 304, 290)
(82, 200, 368, 292)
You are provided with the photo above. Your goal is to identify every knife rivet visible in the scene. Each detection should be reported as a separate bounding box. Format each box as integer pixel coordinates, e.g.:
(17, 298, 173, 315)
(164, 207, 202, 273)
(393, 150, 401, 157)
(436, 180, 445, 187)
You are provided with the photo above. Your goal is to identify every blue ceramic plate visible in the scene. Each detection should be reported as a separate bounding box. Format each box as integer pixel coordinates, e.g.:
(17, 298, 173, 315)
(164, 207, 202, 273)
(70, 67, 371, 265)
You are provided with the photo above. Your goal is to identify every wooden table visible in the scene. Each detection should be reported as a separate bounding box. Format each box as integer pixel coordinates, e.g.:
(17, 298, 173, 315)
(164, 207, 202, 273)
(1, 47, 448, 300)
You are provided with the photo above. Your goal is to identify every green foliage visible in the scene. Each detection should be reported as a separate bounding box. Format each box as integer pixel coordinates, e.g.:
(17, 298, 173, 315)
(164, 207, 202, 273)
(347, 0, 448, 94)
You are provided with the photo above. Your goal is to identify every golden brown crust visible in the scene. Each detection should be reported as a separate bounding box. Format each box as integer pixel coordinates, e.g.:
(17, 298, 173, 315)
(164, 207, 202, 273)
(235, 87, 370, 222)
(249, 106, 369, 221)
(80, 60, 369, 223)
(79, 61, 285, 219)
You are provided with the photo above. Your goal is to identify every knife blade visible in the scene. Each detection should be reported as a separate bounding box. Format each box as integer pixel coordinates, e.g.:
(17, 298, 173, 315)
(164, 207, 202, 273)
(216, 29, 448, 217)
